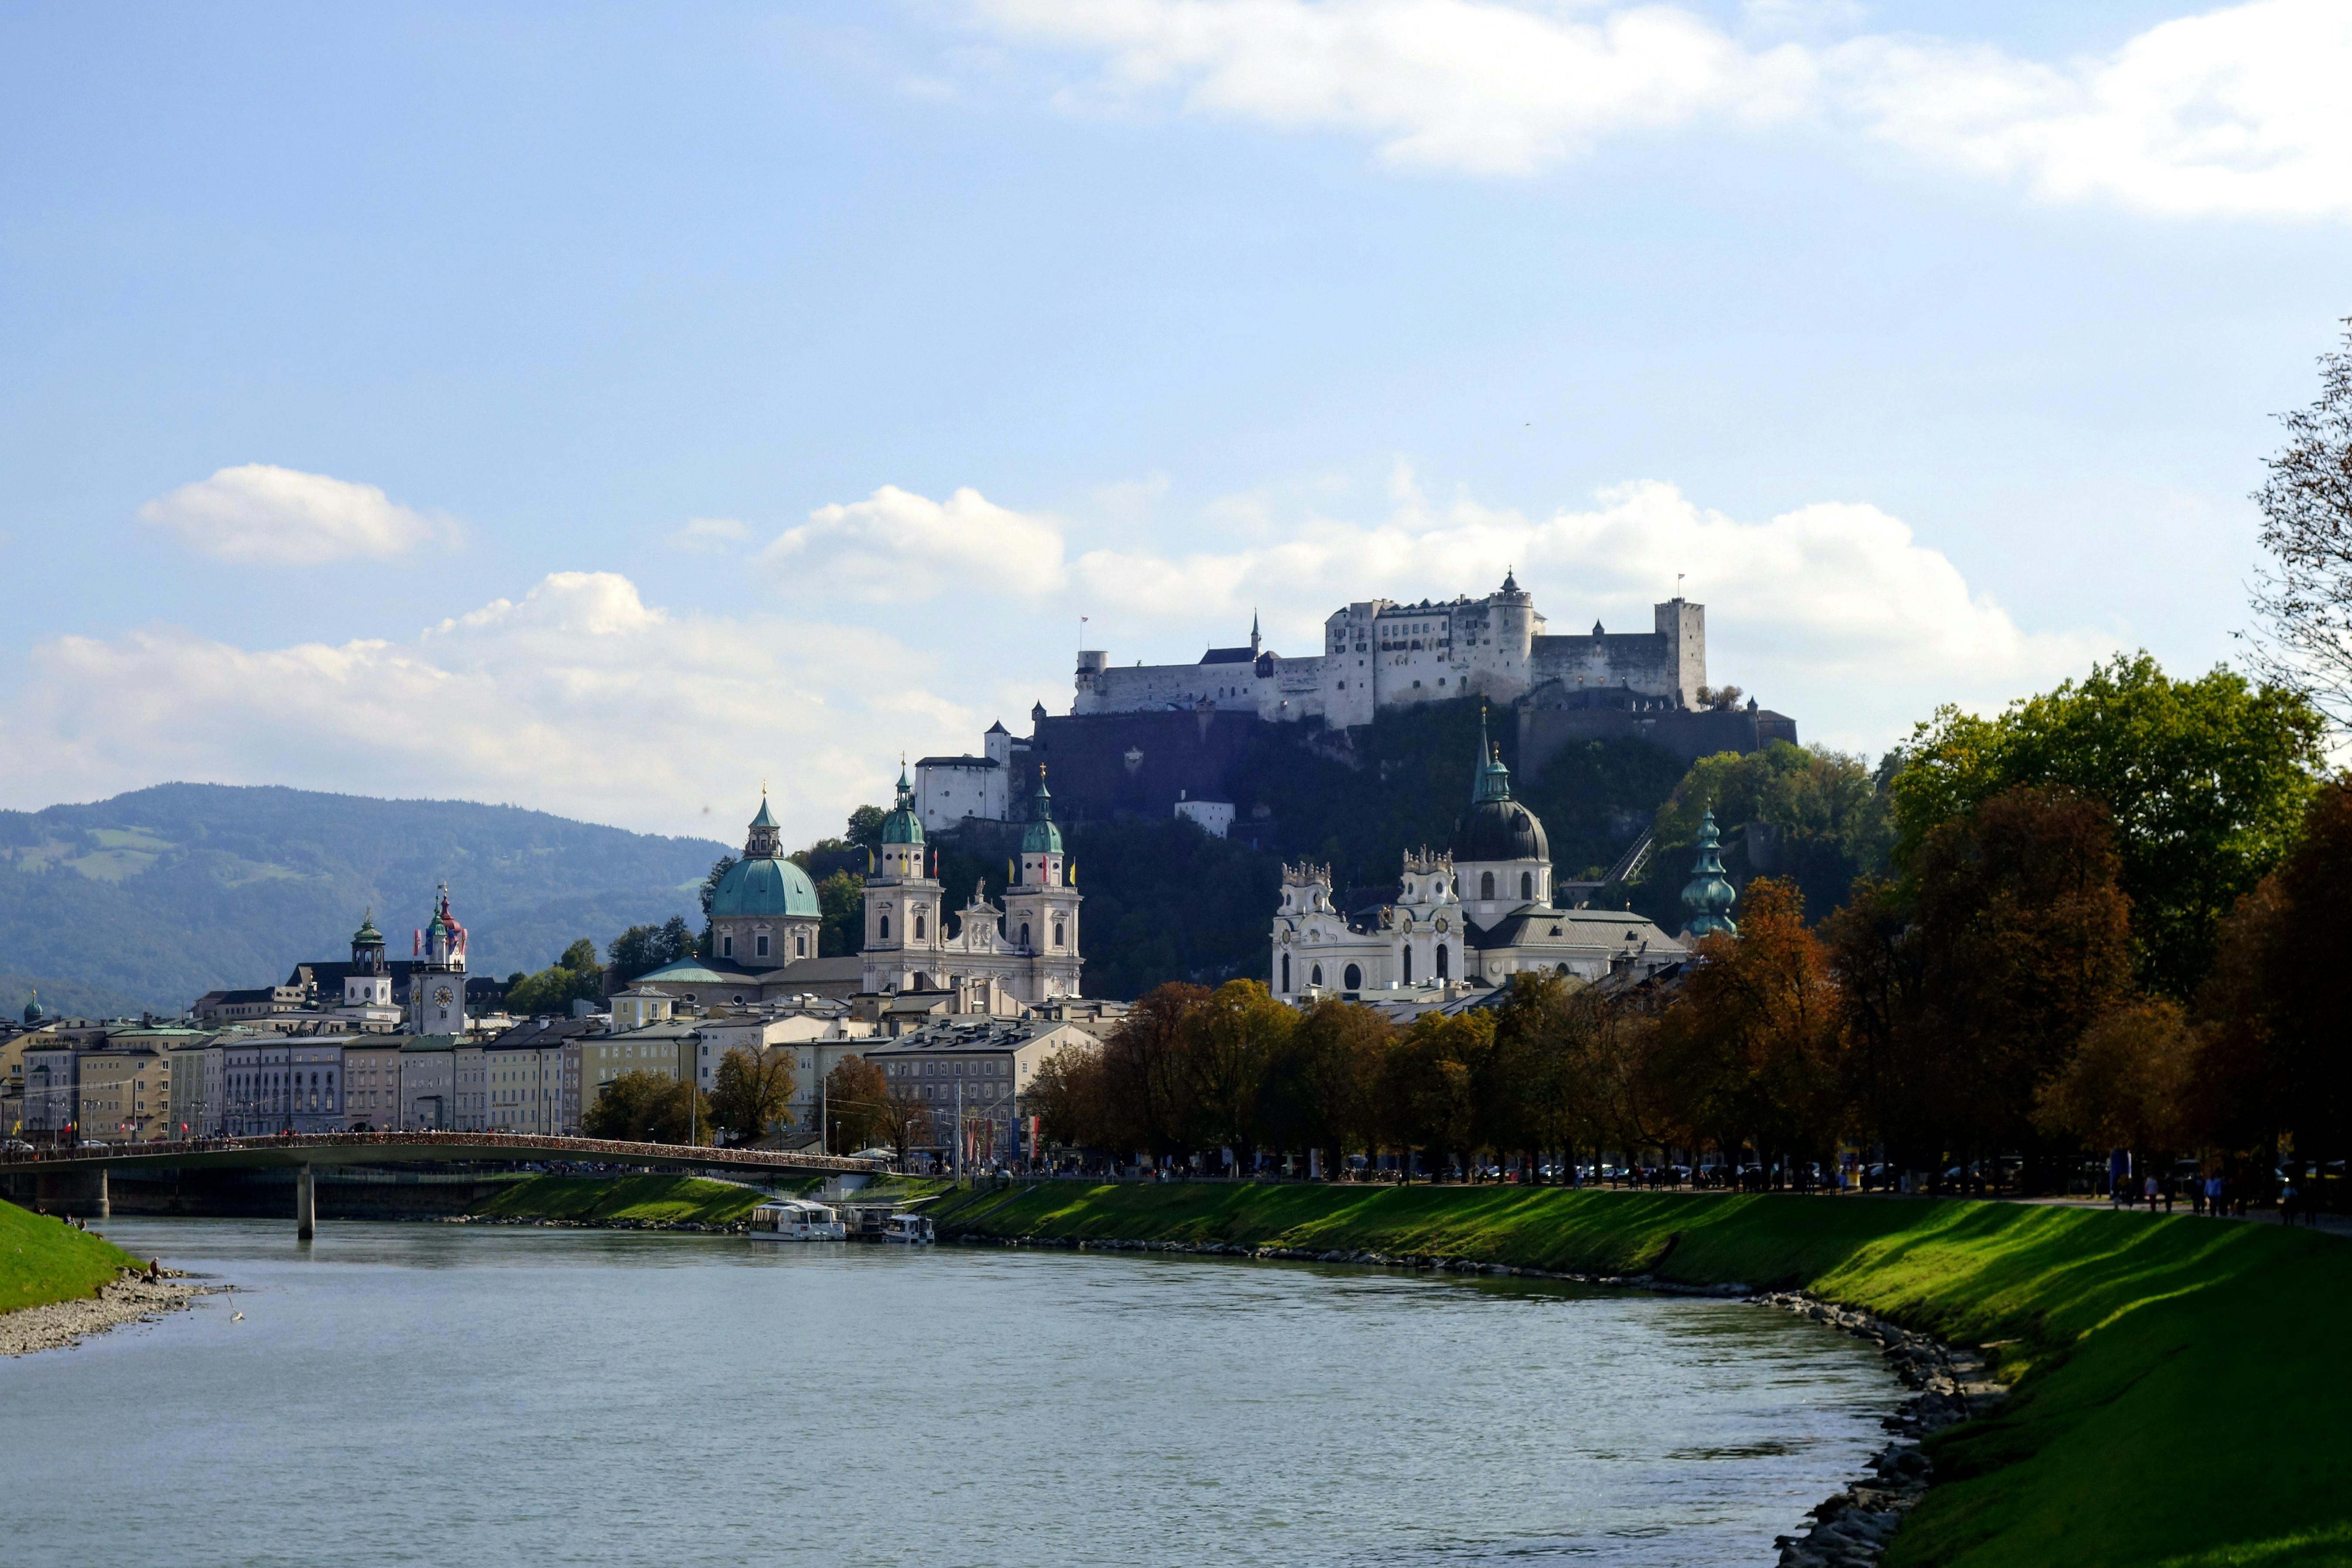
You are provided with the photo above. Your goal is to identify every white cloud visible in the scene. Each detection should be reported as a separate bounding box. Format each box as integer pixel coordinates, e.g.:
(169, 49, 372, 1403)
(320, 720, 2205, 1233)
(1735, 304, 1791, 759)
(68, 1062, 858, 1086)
(960, 0, 2352, 216)
(138, 464, 447, 564)
(0, 573, 980, 846)
(1831, 1, 2352, 217)
(668, 516, 753, 554)
(758, 484, 1068, 599)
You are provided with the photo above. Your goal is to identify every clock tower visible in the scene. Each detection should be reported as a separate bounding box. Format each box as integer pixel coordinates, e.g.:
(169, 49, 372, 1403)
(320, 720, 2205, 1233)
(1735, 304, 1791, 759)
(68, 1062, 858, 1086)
(409, 884, 470, 1034)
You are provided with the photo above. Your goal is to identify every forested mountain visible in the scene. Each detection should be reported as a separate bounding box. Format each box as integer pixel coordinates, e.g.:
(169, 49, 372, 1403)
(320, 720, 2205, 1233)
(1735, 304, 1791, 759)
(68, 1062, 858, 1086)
(0, 785, 725, 1014)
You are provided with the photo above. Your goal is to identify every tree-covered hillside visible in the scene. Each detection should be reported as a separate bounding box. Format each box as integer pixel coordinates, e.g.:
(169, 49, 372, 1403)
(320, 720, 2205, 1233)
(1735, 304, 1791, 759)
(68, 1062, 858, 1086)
(0, 785, 726, 1014)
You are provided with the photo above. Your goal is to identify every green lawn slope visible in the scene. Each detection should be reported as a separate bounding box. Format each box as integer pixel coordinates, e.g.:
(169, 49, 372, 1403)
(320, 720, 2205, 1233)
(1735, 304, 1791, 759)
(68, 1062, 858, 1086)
(1, 1197, 141, 1311)
(473, 1174, 768, 1224)
(932, 1184, 2352, 1568)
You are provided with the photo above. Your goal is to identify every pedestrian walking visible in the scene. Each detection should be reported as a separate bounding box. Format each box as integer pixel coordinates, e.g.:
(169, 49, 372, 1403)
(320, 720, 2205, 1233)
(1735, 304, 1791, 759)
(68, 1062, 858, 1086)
(2144, 1173, 2160, 1211)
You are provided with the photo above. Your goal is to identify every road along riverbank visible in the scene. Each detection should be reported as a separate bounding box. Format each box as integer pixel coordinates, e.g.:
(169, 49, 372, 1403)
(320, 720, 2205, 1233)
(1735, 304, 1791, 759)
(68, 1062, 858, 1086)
(931, 1182, 2352, 1568)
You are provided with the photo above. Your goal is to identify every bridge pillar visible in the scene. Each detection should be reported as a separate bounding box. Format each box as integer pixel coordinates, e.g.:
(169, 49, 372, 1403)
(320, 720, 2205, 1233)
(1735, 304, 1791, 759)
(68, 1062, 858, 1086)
(4, 1168, 110, 1218)
(295, 1165, 316, 1241)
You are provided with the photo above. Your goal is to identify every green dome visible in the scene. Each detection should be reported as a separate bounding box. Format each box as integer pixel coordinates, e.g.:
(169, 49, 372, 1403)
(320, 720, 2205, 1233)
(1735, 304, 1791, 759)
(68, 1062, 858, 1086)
(709, 854, 821, 918)
(352, 911, 384, 947)
(22, 991, 43, 1025)
(880, 765, 923, 846)
(1021, 776, 1064, 856)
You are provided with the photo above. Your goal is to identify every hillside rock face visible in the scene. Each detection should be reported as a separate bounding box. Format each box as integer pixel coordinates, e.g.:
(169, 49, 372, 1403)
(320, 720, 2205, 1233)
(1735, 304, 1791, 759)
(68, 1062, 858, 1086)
(0, 784, 725, 1012)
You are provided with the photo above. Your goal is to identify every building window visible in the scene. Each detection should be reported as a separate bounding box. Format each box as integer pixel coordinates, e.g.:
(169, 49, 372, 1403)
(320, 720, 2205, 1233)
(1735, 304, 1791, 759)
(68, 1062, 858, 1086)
(1311, 964, 1322, 986)
(1280, 954, 1291, 992)
(796, 934, 807, 957)
(1343, 963, 1362, 991)
(1020, 921, 1031, 948)
(1402, 946, 1414, 982)
(757, 934, 769, 958)
(722, 934, 734, 957)
(1052, 920, 1065, 948)
(915, 914, 926, 940)
(1521, 871, 1533, 900)
(879, 915, 891, 941)
(1481, 871, 1495, 900)
(1436, 944, 1449, 980)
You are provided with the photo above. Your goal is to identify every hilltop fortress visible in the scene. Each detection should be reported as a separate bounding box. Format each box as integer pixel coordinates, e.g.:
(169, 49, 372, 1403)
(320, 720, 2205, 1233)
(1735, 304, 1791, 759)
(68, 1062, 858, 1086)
(1075, 572, 1707, 726)
(916, 573, 1793, 840)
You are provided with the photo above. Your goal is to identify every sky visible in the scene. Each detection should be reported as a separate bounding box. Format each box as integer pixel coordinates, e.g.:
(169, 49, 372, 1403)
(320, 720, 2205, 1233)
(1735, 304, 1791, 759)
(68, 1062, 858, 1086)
(2, 0, 2347, 848)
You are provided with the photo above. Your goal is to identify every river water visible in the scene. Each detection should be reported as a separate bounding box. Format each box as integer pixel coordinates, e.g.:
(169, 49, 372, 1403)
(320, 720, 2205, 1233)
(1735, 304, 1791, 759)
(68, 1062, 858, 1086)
(5, 1220, 1898, 1567)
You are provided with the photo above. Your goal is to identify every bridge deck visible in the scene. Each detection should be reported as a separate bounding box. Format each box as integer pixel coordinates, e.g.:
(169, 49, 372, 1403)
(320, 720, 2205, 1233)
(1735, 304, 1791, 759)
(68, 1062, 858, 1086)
(2, 1131, 887, 1177)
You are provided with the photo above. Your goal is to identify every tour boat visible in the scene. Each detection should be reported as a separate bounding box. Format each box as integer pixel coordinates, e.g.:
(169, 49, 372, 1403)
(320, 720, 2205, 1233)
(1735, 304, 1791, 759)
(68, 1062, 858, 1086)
(880, 1212, 935, 1245)
(747, 1199, 846, 1241)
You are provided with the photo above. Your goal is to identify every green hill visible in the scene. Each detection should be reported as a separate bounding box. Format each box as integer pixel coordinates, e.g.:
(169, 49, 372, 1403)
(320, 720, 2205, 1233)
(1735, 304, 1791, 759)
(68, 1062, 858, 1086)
(0, 784, 727, 1014)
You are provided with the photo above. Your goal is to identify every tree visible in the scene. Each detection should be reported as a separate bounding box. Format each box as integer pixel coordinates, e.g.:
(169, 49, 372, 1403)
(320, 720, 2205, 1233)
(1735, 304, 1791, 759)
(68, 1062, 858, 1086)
(582, 1069, 708, 1144)
(2034, 999, 2194, 1157)
(1634, 742, 1893, 924)
(1892, 654, 2322, 996)
(699, 856, 736, 919)
(1832, 785, 2133, 1172)
(822, 1054, 891, 1154)
(1652, 878, 1846, 1167)
(1377, 1011, 1492, 1177)
(1179, 979, 1293, 1171)
(1026, 1041, 1109, 1153)
(1259, 999, 1390, 1173)
(607, 917, 697, 985)
(814, 870, 863, 958)
(505, 937, 603, 1017)
(1099, 983, 1208, 1159)
(2249, 318, 2352, 733)
(845, 804, 888, 850)
(708, 1045, 796, 1146)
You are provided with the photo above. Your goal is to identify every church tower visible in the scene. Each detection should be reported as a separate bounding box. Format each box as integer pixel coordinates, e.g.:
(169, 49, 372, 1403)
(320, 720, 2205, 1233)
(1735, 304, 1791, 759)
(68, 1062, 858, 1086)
(410, 885, 469, 1034)
(1002, 772, 1082, 1001)
(861, 764, 947, 993)
(344, 910, 392, 1008)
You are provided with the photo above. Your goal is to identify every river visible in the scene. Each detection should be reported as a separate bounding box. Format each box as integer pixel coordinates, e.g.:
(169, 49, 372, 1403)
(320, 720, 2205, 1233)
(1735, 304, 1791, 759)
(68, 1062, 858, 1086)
(5, 1219, 1899, 1566)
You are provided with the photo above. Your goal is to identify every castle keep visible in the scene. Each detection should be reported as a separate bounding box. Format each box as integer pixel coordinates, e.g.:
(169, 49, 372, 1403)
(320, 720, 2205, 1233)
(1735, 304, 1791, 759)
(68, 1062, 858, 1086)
(1073, 573, 1706, 726)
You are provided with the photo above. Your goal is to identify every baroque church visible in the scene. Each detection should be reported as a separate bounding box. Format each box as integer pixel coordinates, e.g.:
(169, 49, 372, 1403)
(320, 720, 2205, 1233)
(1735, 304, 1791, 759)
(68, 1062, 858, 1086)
(1271, 716, 1688, 1000)
(630, 772, 1084, 1010)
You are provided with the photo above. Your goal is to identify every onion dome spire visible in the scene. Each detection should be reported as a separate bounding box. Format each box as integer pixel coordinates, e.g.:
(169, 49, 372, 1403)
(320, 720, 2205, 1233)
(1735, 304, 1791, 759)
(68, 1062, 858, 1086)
(1021, 766, 1064, 857)
(1680, 809, 1739, 938)
(880, 754, 924, 846)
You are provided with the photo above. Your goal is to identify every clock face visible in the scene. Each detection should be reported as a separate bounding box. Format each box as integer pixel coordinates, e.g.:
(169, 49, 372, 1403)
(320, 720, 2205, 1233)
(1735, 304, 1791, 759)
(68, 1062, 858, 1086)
(435, 986, 454, 1005)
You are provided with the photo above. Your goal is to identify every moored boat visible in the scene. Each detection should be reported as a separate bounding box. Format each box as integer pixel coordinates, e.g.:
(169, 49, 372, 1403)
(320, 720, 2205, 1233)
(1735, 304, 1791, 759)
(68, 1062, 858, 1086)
(748, 1198, 846, 1241)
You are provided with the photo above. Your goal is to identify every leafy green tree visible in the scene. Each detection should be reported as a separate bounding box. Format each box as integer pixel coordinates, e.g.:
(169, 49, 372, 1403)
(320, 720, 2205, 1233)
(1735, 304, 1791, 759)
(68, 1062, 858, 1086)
(2248, 318, 2352, 730)
(814, 870, 863, 958)
(1100, 982, 1208, 1160)
(607, 917, 696, 985)
(1622, 741, 1891, 926)
(1377, 1011, 1492, 1177)
(582, 1069, 708, 1144)
(1892, 654, 2322, 995)
(2034, 998, 2194, 1157)
(708, 1045, 795, 1146)
(821, 1053, 890, 1154)
(1178, 979, 1293, 1170)
(1028, 1040, 1109, 1152)
(505, 937, 603, 1017)
(845, 804, 887, 850)
(1258, 998, 1390, 1173)
(699, 856, 736, 919)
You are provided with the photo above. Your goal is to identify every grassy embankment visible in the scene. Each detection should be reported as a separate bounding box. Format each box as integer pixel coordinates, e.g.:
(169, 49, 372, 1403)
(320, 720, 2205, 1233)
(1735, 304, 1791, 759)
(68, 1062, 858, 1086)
(1, 1197, 142, 1311)
(932, 1182, 2352, 1568)
(474, 1173, 951, 1224)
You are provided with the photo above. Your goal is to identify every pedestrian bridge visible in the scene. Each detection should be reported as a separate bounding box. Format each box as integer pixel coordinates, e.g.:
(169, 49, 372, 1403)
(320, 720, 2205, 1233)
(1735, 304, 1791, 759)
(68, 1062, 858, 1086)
(1, 1131, 888, 1234)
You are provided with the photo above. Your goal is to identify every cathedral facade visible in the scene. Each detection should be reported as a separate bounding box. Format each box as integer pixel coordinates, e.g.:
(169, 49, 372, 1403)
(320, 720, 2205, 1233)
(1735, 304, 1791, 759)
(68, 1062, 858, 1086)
(1271, 720, 1685, 1000)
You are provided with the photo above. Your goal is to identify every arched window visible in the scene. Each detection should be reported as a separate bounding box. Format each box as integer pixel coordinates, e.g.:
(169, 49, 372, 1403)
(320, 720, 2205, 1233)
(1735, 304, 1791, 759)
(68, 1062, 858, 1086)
(1281, 954, 1291, 992)
(878, 915, 890, 941)
(1436, 944, 1449, 979)
(1480, 870, 1494, 899)
(1343, 963, 1362, 990)
(914, 913, 926, 940)
(1402, 945, 1414, 982)
(1521, 871, 1533, 900)
(1556, 962, 1570, 975)
(1311, 964, 1323, 987)
(1053, 920, 1065, 948)
(1021, 921, 1032, 948)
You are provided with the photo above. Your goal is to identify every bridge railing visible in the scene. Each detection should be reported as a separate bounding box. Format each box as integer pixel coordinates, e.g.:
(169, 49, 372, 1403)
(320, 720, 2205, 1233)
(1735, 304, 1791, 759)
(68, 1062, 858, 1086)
(0, 1129, 887, 1173)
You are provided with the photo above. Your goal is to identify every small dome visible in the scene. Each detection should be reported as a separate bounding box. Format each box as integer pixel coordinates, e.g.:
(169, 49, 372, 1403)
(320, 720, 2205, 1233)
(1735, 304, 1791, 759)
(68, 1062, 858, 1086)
(353, 911, 384, 947)
(709, 855, 821, 919)
(22, 991, 43, 1024)
(880, 765, 923, 846)
(1456, 797, 1549, 863)
(1681, 809, 1738, 937)
(1022, 776, 1064, 856)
